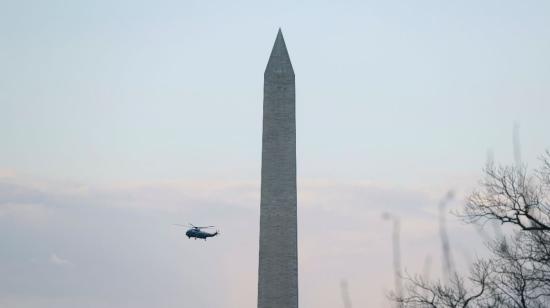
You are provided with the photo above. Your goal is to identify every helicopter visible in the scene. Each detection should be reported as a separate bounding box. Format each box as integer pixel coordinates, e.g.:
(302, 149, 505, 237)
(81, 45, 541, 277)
(174, 223, 219, 240)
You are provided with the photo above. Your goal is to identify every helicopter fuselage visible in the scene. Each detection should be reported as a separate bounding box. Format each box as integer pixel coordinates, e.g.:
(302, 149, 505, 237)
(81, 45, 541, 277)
(186, 228, 218, 240)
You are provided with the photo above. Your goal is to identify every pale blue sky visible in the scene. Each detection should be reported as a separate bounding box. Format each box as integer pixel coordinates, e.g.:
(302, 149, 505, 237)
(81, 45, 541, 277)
(2, 0, 549, 184)
(1, 1, 550, 307)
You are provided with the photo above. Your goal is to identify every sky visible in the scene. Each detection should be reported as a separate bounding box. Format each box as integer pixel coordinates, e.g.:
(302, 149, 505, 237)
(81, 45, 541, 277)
(1, 0, 550, 307)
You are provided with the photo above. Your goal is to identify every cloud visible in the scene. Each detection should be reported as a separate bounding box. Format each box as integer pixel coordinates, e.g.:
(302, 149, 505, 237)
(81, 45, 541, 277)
(0, 175, 453, 217)
(0, 203, 50, 223)
(0, 174, 485, 308)
(49, 253, 72, 266)
(0, 169, 16, 178)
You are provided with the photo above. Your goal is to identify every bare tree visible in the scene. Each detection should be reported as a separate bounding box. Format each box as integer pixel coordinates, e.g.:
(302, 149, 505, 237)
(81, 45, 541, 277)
(392, 152, 550, 307)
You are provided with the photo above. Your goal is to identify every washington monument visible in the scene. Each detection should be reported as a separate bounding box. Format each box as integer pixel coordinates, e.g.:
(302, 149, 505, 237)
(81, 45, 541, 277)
(257, 29, 298, 308)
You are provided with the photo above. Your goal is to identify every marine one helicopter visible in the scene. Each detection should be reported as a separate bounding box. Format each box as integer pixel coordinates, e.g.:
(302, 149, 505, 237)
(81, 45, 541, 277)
(174, 223, 219, 240)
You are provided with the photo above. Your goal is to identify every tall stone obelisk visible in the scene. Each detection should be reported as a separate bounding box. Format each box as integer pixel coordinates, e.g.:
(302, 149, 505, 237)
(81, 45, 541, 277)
(257, 29, 298, 308)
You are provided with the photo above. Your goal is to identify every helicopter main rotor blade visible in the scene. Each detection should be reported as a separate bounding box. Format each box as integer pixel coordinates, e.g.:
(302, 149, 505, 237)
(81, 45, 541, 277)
(183, 223, 215, 229)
